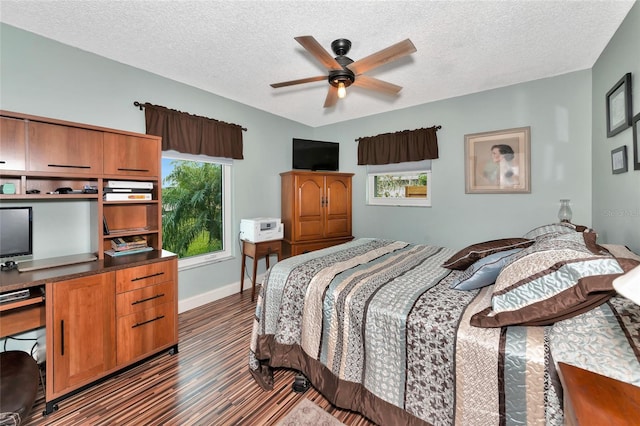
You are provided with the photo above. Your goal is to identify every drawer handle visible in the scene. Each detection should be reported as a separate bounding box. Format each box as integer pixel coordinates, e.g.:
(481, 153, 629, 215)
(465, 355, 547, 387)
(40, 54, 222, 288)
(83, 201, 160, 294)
(117, 167, 150, 172)
(0, 160, 6, 164)
(131, 272, 164, 282)
(132, 293, 165, 305)
(47, 163, 91, 169)
(132, 315, 165, 329)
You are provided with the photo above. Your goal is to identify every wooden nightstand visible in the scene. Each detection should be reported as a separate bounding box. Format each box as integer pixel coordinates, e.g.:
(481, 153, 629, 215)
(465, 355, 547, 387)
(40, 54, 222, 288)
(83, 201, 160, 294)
(558, 362, 640, 425)
(240, 239, 282, 301)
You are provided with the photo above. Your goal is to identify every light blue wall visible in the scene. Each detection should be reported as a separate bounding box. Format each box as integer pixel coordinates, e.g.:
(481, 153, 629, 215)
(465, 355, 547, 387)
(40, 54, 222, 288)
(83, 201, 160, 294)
(313, 71, 593, 248)
(0, 24, 312, 302)
(592, 2, 640, 253)
(2, 12, 635, 308)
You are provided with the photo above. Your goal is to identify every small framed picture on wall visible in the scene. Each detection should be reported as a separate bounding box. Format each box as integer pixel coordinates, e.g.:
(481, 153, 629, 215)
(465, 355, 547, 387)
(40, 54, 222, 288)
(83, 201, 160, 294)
(611, 145, 628, 174)
(605, 73, 632, 137)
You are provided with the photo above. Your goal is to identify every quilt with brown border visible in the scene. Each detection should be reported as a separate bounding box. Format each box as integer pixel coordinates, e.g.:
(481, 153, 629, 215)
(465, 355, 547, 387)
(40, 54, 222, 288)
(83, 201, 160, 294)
(249, 238, 566, 425)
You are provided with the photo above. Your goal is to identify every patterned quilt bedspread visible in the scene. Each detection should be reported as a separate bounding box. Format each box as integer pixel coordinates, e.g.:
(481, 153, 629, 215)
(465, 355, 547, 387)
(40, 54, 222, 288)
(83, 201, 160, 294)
(249, 238, 640, 425)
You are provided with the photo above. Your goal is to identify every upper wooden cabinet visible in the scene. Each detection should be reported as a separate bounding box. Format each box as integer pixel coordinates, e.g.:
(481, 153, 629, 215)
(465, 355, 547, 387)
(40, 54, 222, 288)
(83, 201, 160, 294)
(281, 171, 353, 257)
(103, 133, 159, 177)
(0, 111, 163, 259)
(0, 116, 27, 171)
(28, 121, 103, 175)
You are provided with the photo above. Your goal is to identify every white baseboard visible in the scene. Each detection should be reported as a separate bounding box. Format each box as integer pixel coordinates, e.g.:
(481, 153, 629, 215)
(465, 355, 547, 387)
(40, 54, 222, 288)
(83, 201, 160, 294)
(178, 273, 264, 313)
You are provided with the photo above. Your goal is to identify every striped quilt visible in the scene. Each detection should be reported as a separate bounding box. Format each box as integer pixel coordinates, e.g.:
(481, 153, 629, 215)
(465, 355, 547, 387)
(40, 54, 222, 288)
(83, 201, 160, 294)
(249, 238, 639, 425)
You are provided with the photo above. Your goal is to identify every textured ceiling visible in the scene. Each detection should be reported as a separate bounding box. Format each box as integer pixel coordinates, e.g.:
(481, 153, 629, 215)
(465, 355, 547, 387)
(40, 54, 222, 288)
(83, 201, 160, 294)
(0, 0, 635, 127)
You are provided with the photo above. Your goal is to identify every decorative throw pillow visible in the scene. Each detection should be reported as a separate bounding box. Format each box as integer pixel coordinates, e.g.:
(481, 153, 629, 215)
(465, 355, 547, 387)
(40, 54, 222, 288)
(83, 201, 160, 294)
(470, 230, 640, 328)
(442, 238, 534, 270)
(522, 222, 591, 240)
(449, 248, 522, 291)
(600, 244, 640, 262)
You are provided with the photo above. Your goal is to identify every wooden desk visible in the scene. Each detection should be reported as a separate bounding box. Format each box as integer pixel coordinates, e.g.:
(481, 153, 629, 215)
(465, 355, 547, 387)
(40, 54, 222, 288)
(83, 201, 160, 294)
(0, 250, 179, 415)
(240, 239, 282, 301)
(558, 362, 640, 425)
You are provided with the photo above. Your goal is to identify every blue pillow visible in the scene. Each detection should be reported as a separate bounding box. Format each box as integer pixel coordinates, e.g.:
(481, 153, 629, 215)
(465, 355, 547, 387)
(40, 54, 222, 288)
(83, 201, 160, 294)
(450, 248, 522, 291)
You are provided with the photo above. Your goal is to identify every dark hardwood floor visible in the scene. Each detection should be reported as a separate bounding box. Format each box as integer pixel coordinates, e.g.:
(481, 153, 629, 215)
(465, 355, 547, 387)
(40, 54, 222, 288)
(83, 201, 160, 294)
(22, 288, 375, 425)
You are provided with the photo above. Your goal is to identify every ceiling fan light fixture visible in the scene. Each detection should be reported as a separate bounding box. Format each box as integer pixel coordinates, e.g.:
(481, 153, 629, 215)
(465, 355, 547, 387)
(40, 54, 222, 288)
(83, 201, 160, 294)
(337, 82, 346, 98)
(271, 36, 416, 107)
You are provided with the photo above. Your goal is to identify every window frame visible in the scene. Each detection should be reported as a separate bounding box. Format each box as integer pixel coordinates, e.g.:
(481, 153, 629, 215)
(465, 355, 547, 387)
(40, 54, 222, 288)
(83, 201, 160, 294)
(366, 160, 432, 207)
(162, 150, 232, 270)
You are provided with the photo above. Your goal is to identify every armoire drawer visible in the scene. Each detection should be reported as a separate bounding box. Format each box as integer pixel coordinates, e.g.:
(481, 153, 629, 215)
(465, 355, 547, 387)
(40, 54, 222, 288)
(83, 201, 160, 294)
(116, 303, 176, 365)
(116, 281, 175, 317)
(116, 260, 175, 293)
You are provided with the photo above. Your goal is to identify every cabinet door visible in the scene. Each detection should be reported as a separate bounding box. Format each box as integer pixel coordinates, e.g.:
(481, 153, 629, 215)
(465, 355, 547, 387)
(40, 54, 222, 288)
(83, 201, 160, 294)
(0, 117, 26, 170)
(103, 133, 159, 177)
(28, 121, 103, 174)
(324, 175, 352, 238)
(294, 174, 325, 241)
(49, 273, 115, 395)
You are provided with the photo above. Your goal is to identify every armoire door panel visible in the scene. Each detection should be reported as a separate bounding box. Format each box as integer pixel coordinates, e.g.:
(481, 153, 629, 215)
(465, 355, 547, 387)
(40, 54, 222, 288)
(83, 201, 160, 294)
(297, 220, 324, 240)
(325, 218, 350, 236)
(324, 175, 352, 238)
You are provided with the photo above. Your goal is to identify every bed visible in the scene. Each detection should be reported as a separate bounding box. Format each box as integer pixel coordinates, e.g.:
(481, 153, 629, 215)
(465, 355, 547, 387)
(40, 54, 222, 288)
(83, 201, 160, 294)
(249, 223, 640, 425)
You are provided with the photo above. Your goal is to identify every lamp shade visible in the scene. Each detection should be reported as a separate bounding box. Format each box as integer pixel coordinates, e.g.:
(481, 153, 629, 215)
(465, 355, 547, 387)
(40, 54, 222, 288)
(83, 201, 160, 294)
(613, 264, 640, 305)
(558, 199, 572, 223)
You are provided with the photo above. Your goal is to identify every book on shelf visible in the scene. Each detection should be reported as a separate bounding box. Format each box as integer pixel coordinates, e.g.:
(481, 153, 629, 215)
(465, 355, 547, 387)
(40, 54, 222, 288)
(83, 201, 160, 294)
(105, 181, 154, 190)
(104, 193, 152, 201)
(111, 235, 148, 251)
(103, 187, 152, 193)
(104, 246, 154, 257)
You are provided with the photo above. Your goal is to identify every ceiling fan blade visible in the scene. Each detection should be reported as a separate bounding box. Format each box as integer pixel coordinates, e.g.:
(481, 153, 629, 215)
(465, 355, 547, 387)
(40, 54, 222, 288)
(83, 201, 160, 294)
(324, 85, 338, 108)
(295, 36, 343, 71)
(270, 75, 327, 88)
(347, 38, 417, 75)
(352, 75, 403, 95)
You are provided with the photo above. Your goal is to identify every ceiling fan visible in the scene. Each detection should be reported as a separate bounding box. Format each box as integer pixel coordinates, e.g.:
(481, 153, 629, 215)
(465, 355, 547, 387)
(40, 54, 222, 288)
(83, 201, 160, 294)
(270, 36, 417, 108)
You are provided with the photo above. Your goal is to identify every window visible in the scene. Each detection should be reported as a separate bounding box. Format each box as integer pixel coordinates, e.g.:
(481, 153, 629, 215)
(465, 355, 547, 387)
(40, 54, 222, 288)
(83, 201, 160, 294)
(162, 150, 232, 269)
(366, 160, 432, 207)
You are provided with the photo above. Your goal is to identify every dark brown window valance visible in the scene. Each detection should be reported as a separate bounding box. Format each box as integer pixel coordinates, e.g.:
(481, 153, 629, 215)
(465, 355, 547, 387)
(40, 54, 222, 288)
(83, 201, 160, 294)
(357, 126, 440, 165)
(142, 102, 244, 159)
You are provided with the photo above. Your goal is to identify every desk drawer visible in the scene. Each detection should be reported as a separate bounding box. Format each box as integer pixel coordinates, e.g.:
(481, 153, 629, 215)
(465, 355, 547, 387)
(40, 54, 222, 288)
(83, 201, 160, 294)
(245, 240, 282, 257)
(116, 281, 175, 317)
(116, 260, 175, 293)
(116, 302, 176, 365)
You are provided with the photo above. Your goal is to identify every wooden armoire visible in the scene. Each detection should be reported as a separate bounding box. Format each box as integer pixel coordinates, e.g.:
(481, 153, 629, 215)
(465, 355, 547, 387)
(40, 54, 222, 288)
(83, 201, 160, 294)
(280, 171, 354, 257)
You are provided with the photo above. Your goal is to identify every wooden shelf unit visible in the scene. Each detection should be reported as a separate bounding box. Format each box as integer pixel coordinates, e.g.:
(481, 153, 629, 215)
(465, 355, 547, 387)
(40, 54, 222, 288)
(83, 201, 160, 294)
(0, 110, 162, 259)
(0, 110, 178, 415)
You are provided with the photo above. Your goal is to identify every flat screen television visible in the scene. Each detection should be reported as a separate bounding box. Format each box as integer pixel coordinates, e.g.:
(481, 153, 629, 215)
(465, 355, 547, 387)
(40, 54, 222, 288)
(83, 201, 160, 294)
(292, 138, 339, 171)
(0, 206, 33, 260)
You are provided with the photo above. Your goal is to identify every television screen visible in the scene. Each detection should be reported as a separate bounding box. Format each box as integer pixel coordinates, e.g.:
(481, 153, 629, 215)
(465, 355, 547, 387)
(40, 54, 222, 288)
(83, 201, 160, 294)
(292, 138, 339, 171)
(0, 206, 33, 259)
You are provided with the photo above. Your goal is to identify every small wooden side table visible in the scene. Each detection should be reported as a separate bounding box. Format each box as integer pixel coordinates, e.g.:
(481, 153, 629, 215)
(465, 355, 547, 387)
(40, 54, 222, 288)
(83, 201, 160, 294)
(558, 362, 640, 425)
(240, 239, 282, 301)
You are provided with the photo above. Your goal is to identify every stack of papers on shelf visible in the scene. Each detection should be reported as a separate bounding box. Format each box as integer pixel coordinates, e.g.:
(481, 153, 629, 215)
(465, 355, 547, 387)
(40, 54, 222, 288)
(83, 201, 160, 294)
(104, 181, 153, 201)
(111, 235, 148, 251)
(106, 235, 152, 257)
(104, 246, 153, 257)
